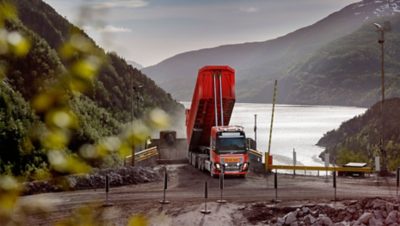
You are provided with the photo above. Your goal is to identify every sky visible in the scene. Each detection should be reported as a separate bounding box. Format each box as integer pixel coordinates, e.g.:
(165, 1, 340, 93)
(43, 0, 358, 67)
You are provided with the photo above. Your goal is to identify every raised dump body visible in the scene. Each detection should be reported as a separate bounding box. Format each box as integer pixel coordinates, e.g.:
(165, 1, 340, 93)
(186, 66, 235, 153)
(186, 66, 249, 177)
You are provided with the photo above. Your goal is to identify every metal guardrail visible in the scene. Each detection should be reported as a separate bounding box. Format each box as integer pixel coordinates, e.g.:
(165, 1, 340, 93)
(271, 165, 373, 173)
(125, 146, 158, 165)
(247, 149, 373, 173)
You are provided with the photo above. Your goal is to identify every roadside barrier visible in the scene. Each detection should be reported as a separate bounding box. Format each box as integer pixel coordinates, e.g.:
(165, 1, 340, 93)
(217, 167, 226, 204)
(274, 170, 280, 203)
(200, 181, 211, 214)
(333, 170, 337, 201)
(103, 174, 113, 207)
(124, 146, 158, 166)
(270, 165, 373, 173)
(159, 168, 170, 204)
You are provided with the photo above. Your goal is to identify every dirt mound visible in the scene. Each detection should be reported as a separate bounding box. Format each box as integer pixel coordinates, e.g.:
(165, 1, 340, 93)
(23, 166, 161, 195)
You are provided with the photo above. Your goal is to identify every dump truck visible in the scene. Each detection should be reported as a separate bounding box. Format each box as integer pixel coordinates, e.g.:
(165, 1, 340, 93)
(186, 65, 249, 177)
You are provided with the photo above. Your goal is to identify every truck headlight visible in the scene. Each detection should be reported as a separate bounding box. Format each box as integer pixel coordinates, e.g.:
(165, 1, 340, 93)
(242, 162, 249, 171)
(215, 163, 221, 170)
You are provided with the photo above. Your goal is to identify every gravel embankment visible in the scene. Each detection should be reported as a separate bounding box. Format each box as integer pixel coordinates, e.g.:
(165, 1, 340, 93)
(23, 166, 161, 195)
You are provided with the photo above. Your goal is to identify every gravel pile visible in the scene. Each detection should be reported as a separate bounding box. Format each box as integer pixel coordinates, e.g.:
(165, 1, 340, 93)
(245, 198, 400, 226)
(23, 166, 161, 195)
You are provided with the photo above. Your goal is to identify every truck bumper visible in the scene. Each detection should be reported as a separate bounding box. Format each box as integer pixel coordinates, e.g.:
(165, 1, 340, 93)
(212, 169, 247, 176)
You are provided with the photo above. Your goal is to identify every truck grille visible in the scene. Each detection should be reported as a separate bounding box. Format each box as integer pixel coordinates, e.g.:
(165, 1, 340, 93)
(224, 163, 240, 171)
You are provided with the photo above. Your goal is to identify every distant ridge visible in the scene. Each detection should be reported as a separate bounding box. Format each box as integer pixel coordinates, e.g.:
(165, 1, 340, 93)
(143, 0, 400, 107)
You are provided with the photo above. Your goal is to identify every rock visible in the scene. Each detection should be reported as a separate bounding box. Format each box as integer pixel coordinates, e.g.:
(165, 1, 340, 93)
(285, 211, 298, 224)
(382, 210, 388, 219)
(355, 212, 372, 225)
(317, 215, 333, 226)
(304, 214, 317, 224)
(387, 203, 395, 213)
(347, 207, 356, 214)
(333, 223, 346, 226)
(374, 210, 384, 220)
(277, 217, 285, 225)
(369, 217, 384, 226)
(372, 199, 386, 209)
(385, 210, 398, 225)
(302, 207, 310, 214)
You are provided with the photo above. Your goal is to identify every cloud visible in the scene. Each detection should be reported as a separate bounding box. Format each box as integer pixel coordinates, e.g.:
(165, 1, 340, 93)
(240, 6, 259, 13)
(91, 0, 148, 9)
(83, 25, 132, 33)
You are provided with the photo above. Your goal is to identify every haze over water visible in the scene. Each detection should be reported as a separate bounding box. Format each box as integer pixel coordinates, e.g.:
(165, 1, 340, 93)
(230, 103, 366, 166)
(182, 102, 365, 166)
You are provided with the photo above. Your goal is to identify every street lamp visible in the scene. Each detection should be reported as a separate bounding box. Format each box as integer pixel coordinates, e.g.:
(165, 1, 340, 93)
(373, 22, 388, 175)
(373, 23, 385, 104)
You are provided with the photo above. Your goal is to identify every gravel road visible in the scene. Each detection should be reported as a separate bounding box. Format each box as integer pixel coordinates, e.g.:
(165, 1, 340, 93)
(21, 164, 399, 225)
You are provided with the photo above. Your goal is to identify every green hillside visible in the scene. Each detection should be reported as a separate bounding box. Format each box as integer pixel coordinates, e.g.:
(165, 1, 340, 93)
(13, 0, 182, 120)
(318, 98, 400, 170)
(0, 0, 182, 175)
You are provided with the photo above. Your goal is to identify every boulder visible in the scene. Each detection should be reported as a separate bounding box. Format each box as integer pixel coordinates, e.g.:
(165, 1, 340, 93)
(285, 211, 298, 224)
(374, 210, 384, 220)
(385, 210, 399, 225)
(317, 215, 333, 226)
(302, 207, 310, 214)
(355, 212, 372, 225)
(304, 214, 317, 225)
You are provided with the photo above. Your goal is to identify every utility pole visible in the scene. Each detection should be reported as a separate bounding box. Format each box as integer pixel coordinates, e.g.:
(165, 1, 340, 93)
(266, 80, 277, 172)
(254, 114, 257, 149)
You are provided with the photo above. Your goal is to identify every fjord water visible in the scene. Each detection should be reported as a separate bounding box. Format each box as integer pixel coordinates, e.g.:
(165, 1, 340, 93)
(229, 103, 366, 166)
(182, 102, 365, 166)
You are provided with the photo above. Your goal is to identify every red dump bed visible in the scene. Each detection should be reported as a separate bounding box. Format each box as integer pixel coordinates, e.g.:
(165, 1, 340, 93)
(186, 66, 236, 152)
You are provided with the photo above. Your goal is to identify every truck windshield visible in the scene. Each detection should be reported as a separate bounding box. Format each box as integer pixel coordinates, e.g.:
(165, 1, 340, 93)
(216, 137, 246, 154)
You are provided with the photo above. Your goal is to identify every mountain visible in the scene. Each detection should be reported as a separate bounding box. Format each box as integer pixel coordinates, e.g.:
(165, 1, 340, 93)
(317, 98, 400, 171)
(127, 60, 143, 70)
(285, 15, 400, 106)
(143, 0, 400, 106)
(0, 0, 182, 175)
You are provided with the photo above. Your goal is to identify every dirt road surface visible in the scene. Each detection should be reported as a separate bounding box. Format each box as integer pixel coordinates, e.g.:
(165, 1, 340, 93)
(21, 164, 398, 225)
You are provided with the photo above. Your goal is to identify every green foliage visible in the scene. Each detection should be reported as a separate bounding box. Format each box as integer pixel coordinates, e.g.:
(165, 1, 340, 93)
(11, 0, 183, 122)
(0, 0, 173, 224)
(0, 82, 41, 175)
(336, 148, 370, 166)
(0, 0, 182, 177)
(319, 98, 400, 170)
